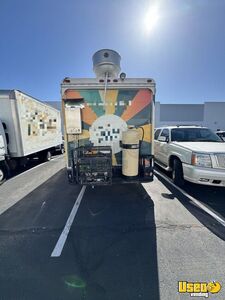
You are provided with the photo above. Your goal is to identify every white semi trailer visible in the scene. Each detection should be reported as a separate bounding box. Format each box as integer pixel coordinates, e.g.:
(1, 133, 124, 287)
(0, 90, 63, 183)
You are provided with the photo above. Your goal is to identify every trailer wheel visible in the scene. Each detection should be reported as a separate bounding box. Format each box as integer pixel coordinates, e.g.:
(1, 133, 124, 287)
(45, 151, 52, 161)
(59, 145, 64, 154)
(0, 163, 10, 184)
(60, 147, 64, 154)
(172, 159, 185, 187)
(40, 151, 52, 162)
(0, 168, 5, 183)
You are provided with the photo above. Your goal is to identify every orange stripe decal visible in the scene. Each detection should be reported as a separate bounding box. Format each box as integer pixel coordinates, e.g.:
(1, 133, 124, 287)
(121, 89, 152, 121)
(82, 105, 98, 125)
(63, 90, 82, 100)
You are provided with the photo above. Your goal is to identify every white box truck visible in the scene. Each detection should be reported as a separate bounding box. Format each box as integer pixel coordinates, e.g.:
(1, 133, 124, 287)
(0, 90, 63, 183)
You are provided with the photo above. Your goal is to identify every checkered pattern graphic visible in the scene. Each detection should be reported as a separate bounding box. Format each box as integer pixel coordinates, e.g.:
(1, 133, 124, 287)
(94, 125, 120, 144)
(22, 109, 57, 137)
(89, 115, 127, 154)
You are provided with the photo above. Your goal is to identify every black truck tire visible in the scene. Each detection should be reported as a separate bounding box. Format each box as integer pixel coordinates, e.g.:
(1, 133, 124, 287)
(172, 159, 185, 187)
(58, 145, 64, 154)
(0, 167, 5, 183)
(45, 151, 52, 161)
(0, 162, 10, 183)
(60, 146, 64, 154)
(39, 150, 52, 162)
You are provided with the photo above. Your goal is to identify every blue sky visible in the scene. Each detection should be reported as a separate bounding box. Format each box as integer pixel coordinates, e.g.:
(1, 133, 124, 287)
(0, 0, 225, 103)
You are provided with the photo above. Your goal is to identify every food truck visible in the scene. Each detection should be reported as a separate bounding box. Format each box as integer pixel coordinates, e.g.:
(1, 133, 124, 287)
(61, 49, 155, 185)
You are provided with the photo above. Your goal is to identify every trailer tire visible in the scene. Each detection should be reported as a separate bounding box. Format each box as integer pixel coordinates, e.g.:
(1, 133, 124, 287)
(0, 163, 9, 183)
(40, 151, 52, 162)
(60, 146, 64, 154)
(0, 167, 5, 183)
(45, 151, 52, 162)
(57, 145, 64, 155)
(172, 159, 185, 187)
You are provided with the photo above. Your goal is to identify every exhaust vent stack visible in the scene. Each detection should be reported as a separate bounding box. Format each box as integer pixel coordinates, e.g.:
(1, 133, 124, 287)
(92, 49, 121, 79)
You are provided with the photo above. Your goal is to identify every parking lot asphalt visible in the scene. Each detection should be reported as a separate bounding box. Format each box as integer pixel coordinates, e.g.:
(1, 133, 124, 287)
(0, 160, 224, 300)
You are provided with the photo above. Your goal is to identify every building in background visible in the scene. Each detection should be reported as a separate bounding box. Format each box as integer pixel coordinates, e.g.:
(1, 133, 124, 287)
(46, 101, 225, 131)
(155, 102, 225, 130)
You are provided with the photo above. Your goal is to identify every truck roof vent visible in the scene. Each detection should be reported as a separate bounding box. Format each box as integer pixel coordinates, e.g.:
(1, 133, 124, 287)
(92, 49, 121, 79)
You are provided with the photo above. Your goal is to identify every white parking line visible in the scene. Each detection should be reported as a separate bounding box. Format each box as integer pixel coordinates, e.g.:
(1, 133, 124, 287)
(51, 185, 86, 257)
(155, 170, 225, 227)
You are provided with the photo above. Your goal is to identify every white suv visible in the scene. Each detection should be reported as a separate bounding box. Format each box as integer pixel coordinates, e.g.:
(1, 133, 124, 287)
(154, 125, 225, 187)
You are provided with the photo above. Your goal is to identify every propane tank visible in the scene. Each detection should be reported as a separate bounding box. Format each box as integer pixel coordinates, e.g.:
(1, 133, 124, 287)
(122, 127, 140, 177)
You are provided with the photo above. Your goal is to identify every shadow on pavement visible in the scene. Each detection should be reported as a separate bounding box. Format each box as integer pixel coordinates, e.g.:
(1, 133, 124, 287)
(63, 184, 160, 300)
(0, 174, 159, 300)
(183, 181, 225, 219)
(0, 169, 83, 300)
(156, 173, 225, 241)
(8, 154, 62, 180)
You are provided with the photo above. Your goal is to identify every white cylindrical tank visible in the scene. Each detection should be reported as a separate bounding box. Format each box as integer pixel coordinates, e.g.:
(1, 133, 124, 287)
(122, 127, 140, 177)
(92, 49, 121, 78)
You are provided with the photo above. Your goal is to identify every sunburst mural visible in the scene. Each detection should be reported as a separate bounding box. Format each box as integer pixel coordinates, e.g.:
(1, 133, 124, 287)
(63, 88, 153, 166)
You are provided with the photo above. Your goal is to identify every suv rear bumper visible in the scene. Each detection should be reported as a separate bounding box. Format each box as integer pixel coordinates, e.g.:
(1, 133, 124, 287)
(183, 163, 225, 187)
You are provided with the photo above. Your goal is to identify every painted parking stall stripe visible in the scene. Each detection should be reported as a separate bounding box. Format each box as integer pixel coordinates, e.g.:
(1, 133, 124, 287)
(51, 186, 86, 257)
(155, 170, 225, 227)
